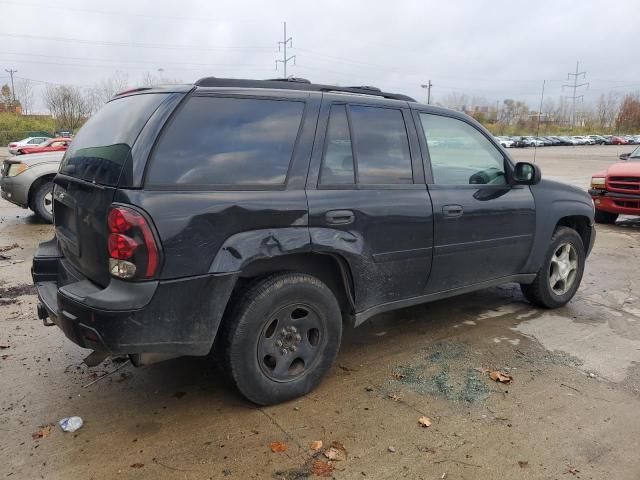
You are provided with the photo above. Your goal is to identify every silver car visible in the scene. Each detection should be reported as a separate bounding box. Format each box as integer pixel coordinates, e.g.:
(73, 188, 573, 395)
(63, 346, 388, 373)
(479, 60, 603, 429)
(1, 151, 63, 223)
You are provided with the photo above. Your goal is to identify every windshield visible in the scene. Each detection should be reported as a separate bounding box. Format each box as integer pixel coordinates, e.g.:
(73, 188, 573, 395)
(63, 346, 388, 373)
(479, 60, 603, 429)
(59, 93, 168, 186)
(630, 146, 640, 160)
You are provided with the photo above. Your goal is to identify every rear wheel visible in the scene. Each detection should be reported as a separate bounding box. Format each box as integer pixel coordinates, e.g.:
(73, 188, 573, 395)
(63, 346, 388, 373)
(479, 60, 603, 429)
(594, 209, 618, 224)
(32, 180, 54, 223)
(221, 273, 342, 405)
(520, 227, 585, 308)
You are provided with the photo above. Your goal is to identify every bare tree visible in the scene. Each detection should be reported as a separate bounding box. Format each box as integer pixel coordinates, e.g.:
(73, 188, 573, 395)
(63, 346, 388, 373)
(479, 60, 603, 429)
(616, 92, 640, 132)
(1, 84, 12, 110)
(91, 71, 130, 111)
(139, 71, 182, 87)
(43, 84, 91, 131)
(14, 79, 35, 115)
(501, 99, 529, 125)
(442, 91, 470, 111)
(596, 92, 620, 130)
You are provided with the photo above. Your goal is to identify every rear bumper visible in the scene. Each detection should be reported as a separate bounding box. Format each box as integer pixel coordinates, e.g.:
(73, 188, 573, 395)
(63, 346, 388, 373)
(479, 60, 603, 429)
(32, 239, 238, 357)
(589, 189, 640, 215)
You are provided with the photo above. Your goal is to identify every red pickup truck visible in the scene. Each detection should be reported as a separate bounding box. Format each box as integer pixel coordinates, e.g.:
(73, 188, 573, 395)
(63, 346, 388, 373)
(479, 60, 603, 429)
(590, 146, 640, 223)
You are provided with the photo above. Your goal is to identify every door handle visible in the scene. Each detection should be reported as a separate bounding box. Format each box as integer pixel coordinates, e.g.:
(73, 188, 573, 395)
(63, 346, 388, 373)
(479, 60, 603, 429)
(325, 210, 355, 225)
(442, 204, 464, 218)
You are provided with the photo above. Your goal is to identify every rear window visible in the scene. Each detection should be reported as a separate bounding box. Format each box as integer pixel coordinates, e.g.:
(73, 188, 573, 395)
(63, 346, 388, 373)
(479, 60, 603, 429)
(145, 96, 305, 187)
(59, 93, 168, 186)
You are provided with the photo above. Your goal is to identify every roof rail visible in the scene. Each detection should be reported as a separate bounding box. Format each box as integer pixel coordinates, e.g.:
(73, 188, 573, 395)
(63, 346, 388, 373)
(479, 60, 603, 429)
(264, 77, 312, 84)
(193, 77, 415, 102)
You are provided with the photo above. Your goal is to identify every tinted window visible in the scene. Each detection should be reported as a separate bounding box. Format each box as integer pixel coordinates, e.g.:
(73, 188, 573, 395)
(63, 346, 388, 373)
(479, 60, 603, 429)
(349, 106, 412, 184)
(320, 105, 354, 184)
(60, 93, 168, 186)
(147, 96, 304, 186)
(420, 114, 507, 186)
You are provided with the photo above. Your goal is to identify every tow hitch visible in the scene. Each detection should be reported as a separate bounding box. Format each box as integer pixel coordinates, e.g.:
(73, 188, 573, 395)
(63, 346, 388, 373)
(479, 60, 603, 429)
(37, 303, 55, 326)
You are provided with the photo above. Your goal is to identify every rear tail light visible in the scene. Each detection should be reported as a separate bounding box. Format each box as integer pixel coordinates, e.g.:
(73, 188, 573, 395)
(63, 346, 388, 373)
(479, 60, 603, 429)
(107, 205, 160, 280)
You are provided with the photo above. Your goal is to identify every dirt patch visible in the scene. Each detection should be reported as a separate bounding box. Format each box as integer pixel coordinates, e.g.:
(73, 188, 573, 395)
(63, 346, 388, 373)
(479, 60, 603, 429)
(0, 283, 36, 305)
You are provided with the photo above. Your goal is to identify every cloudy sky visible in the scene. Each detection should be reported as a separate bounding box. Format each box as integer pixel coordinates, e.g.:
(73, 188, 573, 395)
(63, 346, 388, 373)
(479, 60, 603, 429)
(0, 0, 638, 112)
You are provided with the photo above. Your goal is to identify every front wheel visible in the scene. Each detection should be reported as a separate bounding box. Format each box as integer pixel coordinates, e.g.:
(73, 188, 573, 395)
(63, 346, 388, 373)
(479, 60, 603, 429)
(221, 273, 342, 405)
(594, 209, 618, 224)
(32, 180, 54, 223)
(520, 227, 585, 308)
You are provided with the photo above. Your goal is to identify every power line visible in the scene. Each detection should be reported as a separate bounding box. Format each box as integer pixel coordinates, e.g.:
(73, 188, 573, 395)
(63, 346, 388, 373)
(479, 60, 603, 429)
(0, 32, 272, 52)
(562, 61, 589, 128)
(4, 68, 17, 106)
(275, 22, 295, 78)
(0, 0, 263, 24)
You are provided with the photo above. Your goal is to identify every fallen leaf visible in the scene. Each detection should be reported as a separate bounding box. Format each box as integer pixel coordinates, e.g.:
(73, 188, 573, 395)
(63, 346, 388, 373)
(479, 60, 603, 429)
(130, 463, 144, 469)
(566, 467, 579, 475)
(388, 393, 401, 401)
(270, 441, 288, 453)
(418, 416, 432, 428)
(324, 441, 347, 461)
(32, 424, 54, 440)
(392, 371, 406, 380)
(310, 459, 334, 477)
(310, 440, 323, 451)
(518, 460, 529, 468)
(489, 370, 512, 383)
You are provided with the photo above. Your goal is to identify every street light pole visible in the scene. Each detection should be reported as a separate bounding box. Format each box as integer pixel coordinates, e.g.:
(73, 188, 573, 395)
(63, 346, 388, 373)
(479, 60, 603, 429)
(421, 80, 433, 104)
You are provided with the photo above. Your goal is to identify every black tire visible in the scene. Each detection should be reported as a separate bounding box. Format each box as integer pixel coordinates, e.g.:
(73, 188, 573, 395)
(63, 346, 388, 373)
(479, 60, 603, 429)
(221, 273, 342, 405)
(32, 180, 54, 223)
(594, 209, 618, 224)
(520, 227, 585, 309)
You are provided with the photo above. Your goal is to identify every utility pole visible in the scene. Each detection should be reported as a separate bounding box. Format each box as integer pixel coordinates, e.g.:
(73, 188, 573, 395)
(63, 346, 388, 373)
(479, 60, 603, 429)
(562, 61, 588, 128)
(533, 80, 546, 164)
(275, 22, 295, 78)
(5, 69, 17, 108)
(421, 80, 433, 104)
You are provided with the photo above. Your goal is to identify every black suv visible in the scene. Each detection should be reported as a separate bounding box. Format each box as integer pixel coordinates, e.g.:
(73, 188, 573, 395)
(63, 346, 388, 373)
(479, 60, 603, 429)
(33, 78, 595, 405)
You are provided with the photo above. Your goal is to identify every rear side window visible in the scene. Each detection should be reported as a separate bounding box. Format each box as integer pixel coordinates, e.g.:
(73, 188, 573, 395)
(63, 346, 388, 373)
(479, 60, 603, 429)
(60, 93, 168, 186)
(349, 106, 413, 184)
(320, 105, 355, 184)
(146, 96, 305, 187)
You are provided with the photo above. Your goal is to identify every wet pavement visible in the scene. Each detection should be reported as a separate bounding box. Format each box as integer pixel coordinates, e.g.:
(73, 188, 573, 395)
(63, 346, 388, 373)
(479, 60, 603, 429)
(1, 146, 639, 479)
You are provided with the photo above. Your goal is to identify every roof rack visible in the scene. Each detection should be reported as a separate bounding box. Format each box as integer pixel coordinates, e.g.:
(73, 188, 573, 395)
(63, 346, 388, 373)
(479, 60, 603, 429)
(194, 77, 415, 102)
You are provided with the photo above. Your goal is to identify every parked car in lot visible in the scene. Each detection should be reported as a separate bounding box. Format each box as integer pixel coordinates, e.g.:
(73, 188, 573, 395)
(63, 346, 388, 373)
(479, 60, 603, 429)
(590, 146, 640, 223)
(611, 136, 629, 145)
(15, 137, 71, 155)
(32, 78, 596, 405)
(588, 135, 609, 145)
(495, 136, 514, 148)
(7, 136, 51, 155)
(1, 151, 63, 223)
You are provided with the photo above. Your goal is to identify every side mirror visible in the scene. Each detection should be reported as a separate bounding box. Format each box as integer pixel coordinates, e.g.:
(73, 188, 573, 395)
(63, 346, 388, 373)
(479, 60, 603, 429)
(513, 162, 541, 185)
(619, 153, 630, 160)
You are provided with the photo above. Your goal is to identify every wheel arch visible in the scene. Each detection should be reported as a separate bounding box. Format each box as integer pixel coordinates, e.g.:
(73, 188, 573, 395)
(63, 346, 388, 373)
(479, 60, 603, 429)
(27, 173, 56, 210)
(234, 252, 356, 317)
(555, 215, 592, 251)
